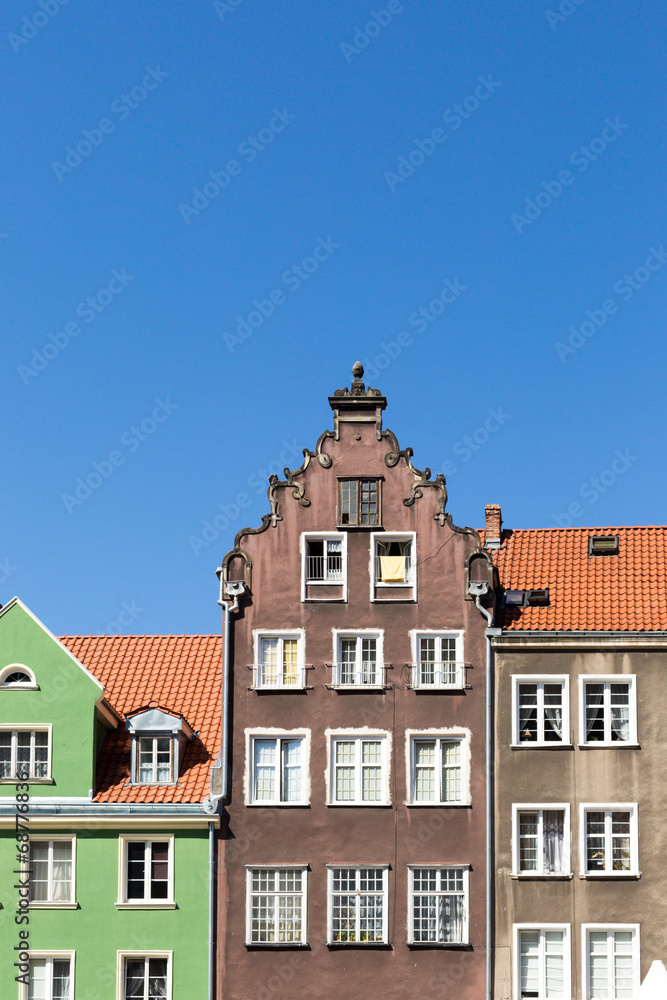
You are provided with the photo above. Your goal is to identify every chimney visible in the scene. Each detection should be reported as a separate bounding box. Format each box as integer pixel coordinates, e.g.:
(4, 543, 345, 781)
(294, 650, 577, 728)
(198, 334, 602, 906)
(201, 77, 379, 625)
(485, 504, 502, 549)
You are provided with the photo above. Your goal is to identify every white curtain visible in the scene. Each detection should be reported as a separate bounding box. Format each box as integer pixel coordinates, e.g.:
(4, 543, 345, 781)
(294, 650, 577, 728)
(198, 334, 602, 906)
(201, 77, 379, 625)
(440, 894, 463, 943)
(585, 686, 604, 737)
(544, 705, 562, 739)
(519, 689, 537, 738)
(611, 706, 629, 740)
(543, 811, 564, 874)
(52, 842, 72, 902)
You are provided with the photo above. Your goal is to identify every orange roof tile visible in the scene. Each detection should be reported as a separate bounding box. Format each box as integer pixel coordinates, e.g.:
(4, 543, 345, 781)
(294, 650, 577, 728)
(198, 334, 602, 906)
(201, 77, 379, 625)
(487, 526, 667, 631)
(60, 635, 221, 804)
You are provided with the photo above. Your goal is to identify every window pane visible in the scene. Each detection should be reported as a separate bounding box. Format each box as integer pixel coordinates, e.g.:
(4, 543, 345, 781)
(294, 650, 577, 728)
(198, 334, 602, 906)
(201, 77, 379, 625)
(52, 959, 71, 1000)
(441, 741, 461, 802)
(544, 931, 565, 998)
(254, 741, 276, 801)
(150, 842, 170, 898)
(340, 480, 358, 525)
(586, 812, 606, 871)
(414, 741, 435, 802)
(588, 931, 609, 999)
(0, 732, 11, 777)
(282, 740, 302, 802)
(361, 741, 381, 801)
(518, 685, 538, 742)
(28, 959, 48, 1000)
(519, 812, 538, 871)
(51, 841, 73, 902)
(419, 639, 436, 685)
(520, 931, 540, 999)
(30, 842, 49, 901)
(125, 960, 145, 999)
(585, 684, 605, 741)
(334, 742, 355, 801)
(340, 640, 356, 685)
(282, 640, 298, 685)
(127, 841, 146, 898)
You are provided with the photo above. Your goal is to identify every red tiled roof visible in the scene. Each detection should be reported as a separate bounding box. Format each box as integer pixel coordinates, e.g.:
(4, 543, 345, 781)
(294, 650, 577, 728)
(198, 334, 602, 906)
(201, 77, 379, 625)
(487, 526, 667, 631)
(60, 635, 221, 803)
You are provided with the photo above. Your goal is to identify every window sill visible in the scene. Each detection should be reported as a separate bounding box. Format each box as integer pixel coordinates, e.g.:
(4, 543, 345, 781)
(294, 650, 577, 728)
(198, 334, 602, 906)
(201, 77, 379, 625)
(407, 941, 471, 949)
(0, 777, 54, 784)
(510, 874, 572, 880)
(326, 802, 392, 808)
(115, 902, 177, 909)
(29, 901, 79, 908)
(577, 743, 640, 750)
(250, 687, 308, 694)
(406, 802, 470, 808)
(578, 872, 641, 880)
(371, 598, 416, 604)
(245, 942, 310, 950)
(409, 686, 466, 694)
(327, 685, 390, 693)
(510, 744, 573, 751)
(246, 802, 310, 808)
(326, 941, 391, 949)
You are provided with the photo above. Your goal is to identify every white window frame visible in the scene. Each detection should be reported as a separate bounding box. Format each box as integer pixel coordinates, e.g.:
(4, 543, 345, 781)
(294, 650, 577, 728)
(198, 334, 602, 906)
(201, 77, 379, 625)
(331, 629, 384, 688)
(405, 729, 471, 806)
(407, 865, 470, 945)
(581, 924, 640, 1000)
(0, 725, 52, 782)
(326, 865, 389, 945)
(252, 629, 306, 690)
(116, 952, 172, 1000)
(134, 734, 174, 785)
(511, 805, 571, 876)
(245, 865, 308, 946)
(0, 664, 38, 689)
(511, 675, 570, 747)
(409, 630, 465, 689)
(513, 924, 571, 1000)
(19, 951, 76, 1000)
(326, 729, 391, 806)
(245, 729, 310, 806)
(301, 532, 347, 601)
(116, 835, 175, 908)
(579, 675, 637, 746)
(579, 804, 639, 877)
(28, 836, 77, 908)
(370, 531, 417, 600)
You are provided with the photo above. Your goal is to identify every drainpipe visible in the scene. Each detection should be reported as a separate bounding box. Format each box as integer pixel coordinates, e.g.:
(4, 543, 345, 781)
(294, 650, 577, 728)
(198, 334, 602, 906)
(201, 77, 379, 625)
(470, 582, 501, 1000)
(205, 575, 245, 1000)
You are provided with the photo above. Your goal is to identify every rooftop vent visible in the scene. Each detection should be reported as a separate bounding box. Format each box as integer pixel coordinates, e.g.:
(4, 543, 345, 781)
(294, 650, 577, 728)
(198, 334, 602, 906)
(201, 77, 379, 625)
(589, 535, 619, 557)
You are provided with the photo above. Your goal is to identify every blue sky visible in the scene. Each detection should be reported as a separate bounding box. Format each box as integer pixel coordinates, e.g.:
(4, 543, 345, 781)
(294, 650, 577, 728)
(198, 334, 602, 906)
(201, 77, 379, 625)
(2, 0, 666, 635)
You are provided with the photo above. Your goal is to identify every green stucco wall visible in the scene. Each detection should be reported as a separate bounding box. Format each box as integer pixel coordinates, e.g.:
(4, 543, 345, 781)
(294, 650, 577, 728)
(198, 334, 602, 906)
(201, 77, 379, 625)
(0, 826, 210, 998)
(0, 602, 102, 799)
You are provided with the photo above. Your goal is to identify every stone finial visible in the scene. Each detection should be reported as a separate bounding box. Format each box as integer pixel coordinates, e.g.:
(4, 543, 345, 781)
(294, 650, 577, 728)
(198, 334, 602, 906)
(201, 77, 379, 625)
(333, 362, 382, 398)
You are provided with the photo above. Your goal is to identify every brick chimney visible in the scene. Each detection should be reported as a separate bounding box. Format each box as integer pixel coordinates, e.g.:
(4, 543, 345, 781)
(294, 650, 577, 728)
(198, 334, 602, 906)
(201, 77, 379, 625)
(485, 504, 502, 549)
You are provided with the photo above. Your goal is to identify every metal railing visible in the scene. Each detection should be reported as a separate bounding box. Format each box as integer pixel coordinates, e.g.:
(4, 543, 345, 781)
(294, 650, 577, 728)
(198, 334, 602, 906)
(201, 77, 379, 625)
(306, 555, 343, 582)
(252, 663, 306, 689)
(410, 661, 465, 689)
(331, 662, 384, 687)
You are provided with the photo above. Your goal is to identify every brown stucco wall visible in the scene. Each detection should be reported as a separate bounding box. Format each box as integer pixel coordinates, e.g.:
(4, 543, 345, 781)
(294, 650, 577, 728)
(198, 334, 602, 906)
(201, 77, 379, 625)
(216, 413, 489, 1000)
(493, 640, 667, 999)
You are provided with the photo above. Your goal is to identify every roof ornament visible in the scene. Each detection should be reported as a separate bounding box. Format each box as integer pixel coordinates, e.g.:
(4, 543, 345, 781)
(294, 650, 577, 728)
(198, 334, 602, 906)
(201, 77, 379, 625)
(333, 362, 382, 398)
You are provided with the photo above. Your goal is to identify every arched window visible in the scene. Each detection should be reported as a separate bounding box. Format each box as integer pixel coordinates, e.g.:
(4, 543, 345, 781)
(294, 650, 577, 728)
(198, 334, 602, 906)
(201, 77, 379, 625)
(0, 665, 37, 688)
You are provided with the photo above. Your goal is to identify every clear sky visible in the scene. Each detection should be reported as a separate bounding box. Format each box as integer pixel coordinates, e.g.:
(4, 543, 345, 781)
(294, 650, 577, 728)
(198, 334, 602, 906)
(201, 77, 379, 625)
(2, 0, 666, 635)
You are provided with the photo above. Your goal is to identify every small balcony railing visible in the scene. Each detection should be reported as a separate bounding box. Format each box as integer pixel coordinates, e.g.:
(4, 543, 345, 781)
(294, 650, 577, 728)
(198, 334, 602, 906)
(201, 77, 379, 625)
(374, 555, 413, 585)
(252, 662, 306, 689)
(331, 661, 385, 687)
(306, 555, 343, 582)
(411, 661, 465, 689)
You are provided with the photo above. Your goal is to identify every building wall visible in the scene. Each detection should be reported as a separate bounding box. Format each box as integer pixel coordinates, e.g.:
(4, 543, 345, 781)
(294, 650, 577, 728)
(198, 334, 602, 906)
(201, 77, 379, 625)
(493, 641, 667, 1000)
(218, 414, 489, 1000)
(0, 826, 210, 998)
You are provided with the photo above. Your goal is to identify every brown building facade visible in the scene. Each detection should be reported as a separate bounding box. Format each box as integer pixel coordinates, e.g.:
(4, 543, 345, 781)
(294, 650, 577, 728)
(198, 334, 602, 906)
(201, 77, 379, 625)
(490, 522, 667, 1000)
(215, 365, 494, 1000)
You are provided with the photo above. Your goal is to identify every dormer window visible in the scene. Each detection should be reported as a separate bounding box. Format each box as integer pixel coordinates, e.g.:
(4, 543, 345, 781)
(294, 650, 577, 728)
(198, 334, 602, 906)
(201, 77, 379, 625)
(0, 664, 37, 688)
(126, 708, 195, 786)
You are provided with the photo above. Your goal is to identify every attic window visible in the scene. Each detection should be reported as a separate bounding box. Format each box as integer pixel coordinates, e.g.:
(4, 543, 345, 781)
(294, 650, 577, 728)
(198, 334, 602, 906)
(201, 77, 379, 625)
(527, 589, 550, 606)
(505, 590, 526, 607)
(588, 535, 619, 557)
(125, 707, 195, 786)
(0, 665, 37, 688)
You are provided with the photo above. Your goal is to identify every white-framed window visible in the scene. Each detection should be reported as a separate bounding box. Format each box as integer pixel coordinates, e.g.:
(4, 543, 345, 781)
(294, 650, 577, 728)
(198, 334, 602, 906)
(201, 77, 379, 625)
(332, 630, 384, 687)
(407, 731, 470, 806)
(253, 630, 306, 690)
(327, 866, 388, 944)
(136, 736, 173, 784)
(337, 478, 381, 527)
(582, 925, 640, 999)
(408, 866, 469, 945)
(302, 533, 347, 600)
(0, 726, 51, 781)
(410, 631, 465, 689)
(20, 952, 75, 1000)
(512, 676, 569, 746)
(371, 532, 416, 597)
(117, 836, 174, 906)
(580, 805, 638, 876)
(29, 837, 76, 906)
(245, 866, 307, 945)
(513, 925, 571, 1000)
(327, 730, 391, 805)
(246, 731, 309, 805)
(0, 664, 37, 688)
(579, 676, 637, 745)
(117, 952, 172, 1000)
(512, 806, 570, 876)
